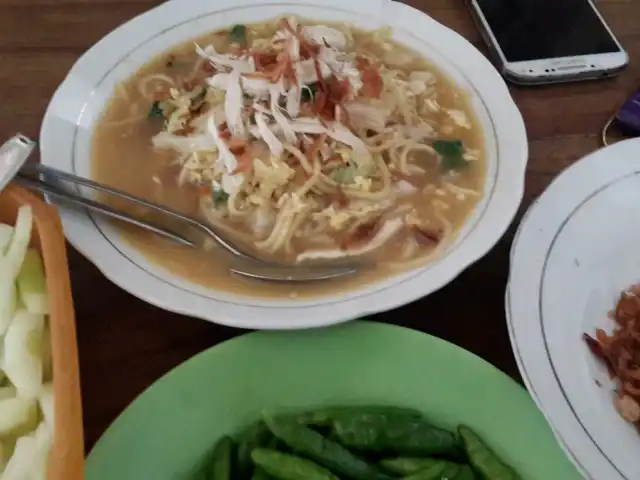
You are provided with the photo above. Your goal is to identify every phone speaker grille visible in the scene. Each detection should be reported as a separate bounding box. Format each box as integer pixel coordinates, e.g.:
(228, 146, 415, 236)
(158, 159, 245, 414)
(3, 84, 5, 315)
(554, 64, 587, 71)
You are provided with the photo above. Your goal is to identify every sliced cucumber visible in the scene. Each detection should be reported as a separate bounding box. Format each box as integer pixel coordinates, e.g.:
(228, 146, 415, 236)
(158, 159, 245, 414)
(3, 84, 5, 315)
(38, 383, 54, 429)
(3, 310, 45, 398)
(0, 205, 33, 335)
(0, 224, 14, 254)
(17, 249, 48, 315)
(0, 396, 37, 437)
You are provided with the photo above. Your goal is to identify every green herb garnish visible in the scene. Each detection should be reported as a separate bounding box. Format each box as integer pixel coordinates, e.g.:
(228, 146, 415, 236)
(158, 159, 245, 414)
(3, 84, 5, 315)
(148, 101, 164, 120)
(229, 24, 247, 45)
(433, 139, 468, 171)
(212, 188, 230, 206)
(301, 83, 320, 103)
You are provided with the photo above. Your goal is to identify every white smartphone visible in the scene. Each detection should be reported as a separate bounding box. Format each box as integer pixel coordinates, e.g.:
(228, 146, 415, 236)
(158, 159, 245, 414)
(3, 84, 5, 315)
(468, 0, 629, 85)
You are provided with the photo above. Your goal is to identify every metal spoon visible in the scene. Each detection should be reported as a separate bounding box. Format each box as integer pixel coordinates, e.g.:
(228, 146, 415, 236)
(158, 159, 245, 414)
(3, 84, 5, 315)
(1, 134, 359, 282)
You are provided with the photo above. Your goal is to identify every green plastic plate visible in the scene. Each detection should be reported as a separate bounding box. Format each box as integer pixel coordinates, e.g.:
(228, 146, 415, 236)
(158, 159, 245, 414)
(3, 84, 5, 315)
(86, 322, 581, 479)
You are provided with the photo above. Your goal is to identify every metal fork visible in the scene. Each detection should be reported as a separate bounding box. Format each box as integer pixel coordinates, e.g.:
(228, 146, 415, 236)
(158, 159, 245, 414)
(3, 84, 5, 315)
(2, 134, 359, 282)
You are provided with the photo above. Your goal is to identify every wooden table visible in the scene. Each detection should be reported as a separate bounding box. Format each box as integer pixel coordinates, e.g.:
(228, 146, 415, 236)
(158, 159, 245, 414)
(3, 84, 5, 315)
(1, 0, 639, 452)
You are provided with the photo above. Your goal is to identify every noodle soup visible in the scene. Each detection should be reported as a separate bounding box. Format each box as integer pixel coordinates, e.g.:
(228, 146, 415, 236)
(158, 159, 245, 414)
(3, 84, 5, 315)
(91, 16, 485, 297)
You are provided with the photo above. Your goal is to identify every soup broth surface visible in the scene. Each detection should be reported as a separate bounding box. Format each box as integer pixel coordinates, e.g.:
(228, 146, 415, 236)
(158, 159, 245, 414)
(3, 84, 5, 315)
(92, 16, 486, 298)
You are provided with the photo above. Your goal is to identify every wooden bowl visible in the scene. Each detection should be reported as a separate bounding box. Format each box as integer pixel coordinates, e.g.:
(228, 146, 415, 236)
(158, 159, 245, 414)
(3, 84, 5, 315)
(0, 184, 83, 479)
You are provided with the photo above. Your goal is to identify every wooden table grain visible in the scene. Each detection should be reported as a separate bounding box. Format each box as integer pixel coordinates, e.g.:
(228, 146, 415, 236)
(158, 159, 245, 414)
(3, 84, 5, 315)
(1, 0, 639, 452)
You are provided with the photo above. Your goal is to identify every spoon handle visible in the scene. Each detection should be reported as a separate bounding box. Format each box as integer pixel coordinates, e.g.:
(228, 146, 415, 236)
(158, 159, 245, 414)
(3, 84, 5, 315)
(13, 174, 196, 248)
(0, 134, 35, 193)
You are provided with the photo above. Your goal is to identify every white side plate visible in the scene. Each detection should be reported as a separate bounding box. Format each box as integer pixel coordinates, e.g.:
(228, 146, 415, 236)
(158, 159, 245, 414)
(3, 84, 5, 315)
(40, 0, 527, 329)
(508, 137, 640, 480)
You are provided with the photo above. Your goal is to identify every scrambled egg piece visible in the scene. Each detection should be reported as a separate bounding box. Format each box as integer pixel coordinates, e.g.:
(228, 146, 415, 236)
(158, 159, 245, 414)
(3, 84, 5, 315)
(313, 201, 387, 230)
(276, 193, 307, 213)
(253, 158, 295, 199)
(352, 176, 372, 192)
(313, 206, 351, 230)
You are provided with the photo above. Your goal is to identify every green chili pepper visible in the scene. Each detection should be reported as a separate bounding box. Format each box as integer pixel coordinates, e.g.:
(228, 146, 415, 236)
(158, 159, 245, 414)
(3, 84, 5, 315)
(295, 406, 423, 427)
(438, 463, 461, 479)
(381, 457, 464, 479)
(207, 436, 233, 480)
(251, 448, 339, 480)
(380, 457, 450, 475)
(266, 435, 287, 450)
(458, 426, 521, 480)
(264, 415, 390, 479)
(331, 413, 461, 458)
(236, 421, 273, 478)
(251, 467, 275, 480)
(453, 465, 477, 480)
(400, 461, 450, 479)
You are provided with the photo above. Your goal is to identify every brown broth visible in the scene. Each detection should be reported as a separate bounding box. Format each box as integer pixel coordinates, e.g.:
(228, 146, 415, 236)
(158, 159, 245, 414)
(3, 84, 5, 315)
(91, 19, 485, 298)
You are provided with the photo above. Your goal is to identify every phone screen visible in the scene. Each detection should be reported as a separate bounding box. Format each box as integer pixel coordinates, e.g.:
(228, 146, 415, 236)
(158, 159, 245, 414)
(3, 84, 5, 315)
(476, 0, 621, 62)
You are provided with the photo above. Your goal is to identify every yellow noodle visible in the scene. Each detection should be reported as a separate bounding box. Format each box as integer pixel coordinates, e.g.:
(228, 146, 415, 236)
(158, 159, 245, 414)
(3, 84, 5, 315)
(392, 83, 413, 126)
(388, 144, 403, 172)
(199, 197, 253, 244)
(116, 83, 131, 103)
(137, 74, 176, 100)
(367, 134, 411, 153)
(256, 202, 299, 253)
(283, 210, 310, 254)
(398, 142, 437, 174)
(444, 182, 481, 197)
(388, 200, 453, 270)
(406, 164, 426, 175)
(312, 180, 337, 195)
(296, 159, 321, 197)
(284, 144, 313, 173)
(363, 129, 395, 146)
(344, 154, 393, 201)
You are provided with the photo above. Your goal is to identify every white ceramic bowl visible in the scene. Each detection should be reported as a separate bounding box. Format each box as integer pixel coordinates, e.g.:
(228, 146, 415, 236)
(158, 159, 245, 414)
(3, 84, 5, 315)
(40, 0, 527, 329)
(507, 138, 640, 480)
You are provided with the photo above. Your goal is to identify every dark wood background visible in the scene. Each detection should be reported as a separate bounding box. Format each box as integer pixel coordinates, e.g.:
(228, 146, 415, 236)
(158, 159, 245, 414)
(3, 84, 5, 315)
(1, 0, 638, 452)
